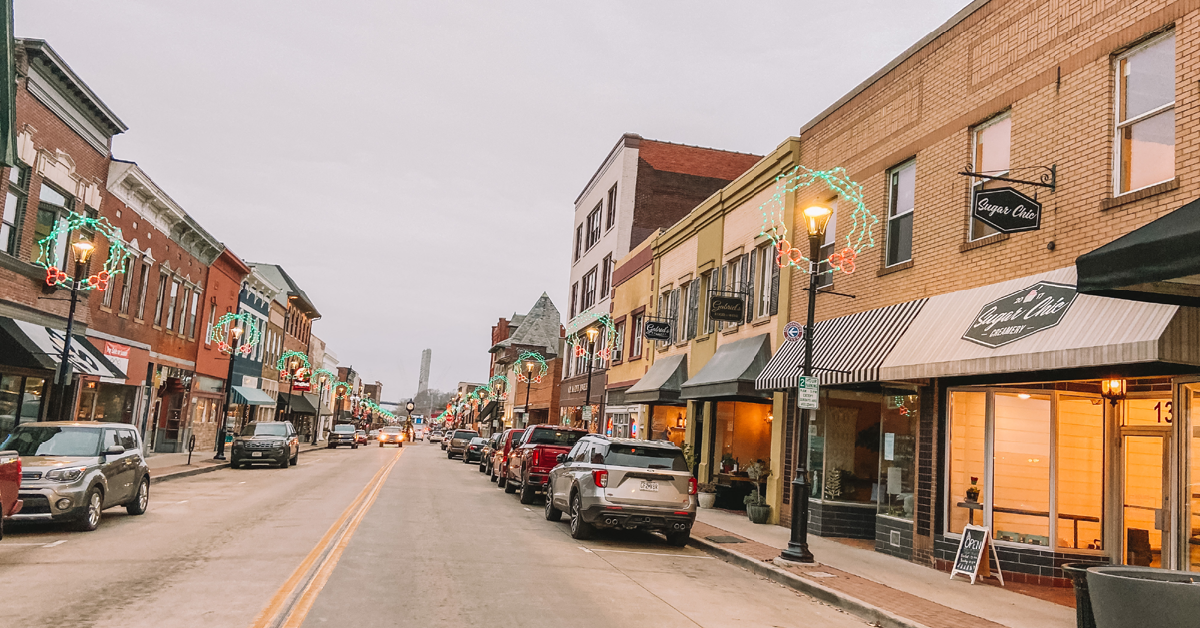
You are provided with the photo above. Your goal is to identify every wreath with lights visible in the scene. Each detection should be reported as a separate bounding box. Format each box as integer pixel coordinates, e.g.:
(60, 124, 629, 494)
(277, 351, 311, 382)
(207, 312, 261, 356)
(760, 166, 878, 276)
(311, 368, 339, 393)
(486, 374, 510, 401)
(36, 210, 130, 291)
(565, 311, 615, 362)
(332, 381, 352, 399)
(512, 351, 549, 383)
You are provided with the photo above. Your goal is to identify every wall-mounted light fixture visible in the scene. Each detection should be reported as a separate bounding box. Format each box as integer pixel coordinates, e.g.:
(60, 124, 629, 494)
(1100, 378, 1127, 406)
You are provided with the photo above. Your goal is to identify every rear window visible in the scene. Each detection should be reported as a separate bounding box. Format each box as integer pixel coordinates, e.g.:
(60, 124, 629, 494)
(604, 445, 688, 471)
(333, 425, 355, 433)
(452, 430, 478, 440)
(526, 428, 584, 447)
(469, 437, 486, 445)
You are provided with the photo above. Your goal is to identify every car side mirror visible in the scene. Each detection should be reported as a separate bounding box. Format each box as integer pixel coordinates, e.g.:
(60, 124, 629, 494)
(103, 445, 125, 456)
(556, 454, 567, 464)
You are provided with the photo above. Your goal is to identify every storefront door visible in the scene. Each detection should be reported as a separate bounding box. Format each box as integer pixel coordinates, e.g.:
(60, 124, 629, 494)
(1179, 382, 1200, 572)
(1121, 396, 1173, 567)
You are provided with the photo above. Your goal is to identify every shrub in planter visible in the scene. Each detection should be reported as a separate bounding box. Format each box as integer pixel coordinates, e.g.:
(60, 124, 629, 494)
(743, 460, 772, 524)
(697, 483, 717, 509)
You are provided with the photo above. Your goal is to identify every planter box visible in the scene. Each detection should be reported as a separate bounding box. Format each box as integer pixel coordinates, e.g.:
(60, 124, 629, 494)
(747, 504, 771, 524)
(698, 493, 717, 509)
(1087, 566, 1200, 628)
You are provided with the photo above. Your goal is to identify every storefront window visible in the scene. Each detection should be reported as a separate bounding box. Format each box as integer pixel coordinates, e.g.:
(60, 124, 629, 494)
(712, 402, 771, 473)
(650, 405, 686, 447)
(0, 375, 20, 439)
(1188, 386, 1200, 572)
(948, 391, 987, 533)
(992, 392, 1052, 546)
(1057, 395, 1104, 550)
(879, 390, 919, 520)
(815, 392, 880, 504)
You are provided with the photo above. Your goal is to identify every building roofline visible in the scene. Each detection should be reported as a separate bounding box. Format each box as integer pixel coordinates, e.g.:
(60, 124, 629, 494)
(19, 38, 128, 135)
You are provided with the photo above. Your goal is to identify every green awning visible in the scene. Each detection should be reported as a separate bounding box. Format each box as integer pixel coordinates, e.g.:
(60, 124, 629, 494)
(278, 392, 318, 414)
(680, 334, 771, 400)
(625, 354, 688, 405)
(232, 386, 275, 406)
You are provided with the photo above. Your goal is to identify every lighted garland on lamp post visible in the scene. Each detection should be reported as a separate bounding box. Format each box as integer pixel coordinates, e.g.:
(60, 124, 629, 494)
(208, 312, 263, 458)
(312, 368, 338, 445)
(514, 351, 548, 427)
(277, 351, 311, 430)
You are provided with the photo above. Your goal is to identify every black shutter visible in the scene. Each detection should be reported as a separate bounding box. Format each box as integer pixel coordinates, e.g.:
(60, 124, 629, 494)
(745, 250, 756, 324)
(769, 259, 780, 316)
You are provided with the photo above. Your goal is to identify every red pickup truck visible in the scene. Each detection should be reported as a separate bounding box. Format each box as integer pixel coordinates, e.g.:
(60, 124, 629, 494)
(504, 424, 587, 505)
(0, 449, 21, 540)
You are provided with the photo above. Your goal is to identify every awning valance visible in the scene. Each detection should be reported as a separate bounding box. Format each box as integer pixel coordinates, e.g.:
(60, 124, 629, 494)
(1077, 196, 1200, 306)
(625, 354, 688, 405)
(278, 392, 318, 414)
(880, 266, 1200, 380)
(0, 317, 125, 379)
(756, 299, 926, 390)
(680, 334, 771, 400)
(232, 386, 275, 406)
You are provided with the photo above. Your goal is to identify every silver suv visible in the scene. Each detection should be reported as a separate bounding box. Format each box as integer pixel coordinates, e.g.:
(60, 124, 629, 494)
(1, 422, 150, 531)
(544, 435, 696, 546)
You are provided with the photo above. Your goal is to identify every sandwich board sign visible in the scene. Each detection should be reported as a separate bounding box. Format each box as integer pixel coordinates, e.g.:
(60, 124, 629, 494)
(950, 524, 1004, 585)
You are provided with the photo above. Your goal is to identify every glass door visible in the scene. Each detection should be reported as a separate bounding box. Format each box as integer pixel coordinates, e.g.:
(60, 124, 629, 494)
(1122, 433, 1169, 566)
(1182, 384, 1200, 572)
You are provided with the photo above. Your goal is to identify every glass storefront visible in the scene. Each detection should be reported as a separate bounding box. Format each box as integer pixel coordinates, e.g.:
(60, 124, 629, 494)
(649, 405, 686, 447)
(0, 373, 46, 441)
(75, 382, 136, 423)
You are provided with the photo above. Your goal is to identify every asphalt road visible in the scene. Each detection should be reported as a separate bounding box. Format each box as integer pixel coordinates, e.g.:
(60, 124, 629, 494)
(1, 441, 866, 628)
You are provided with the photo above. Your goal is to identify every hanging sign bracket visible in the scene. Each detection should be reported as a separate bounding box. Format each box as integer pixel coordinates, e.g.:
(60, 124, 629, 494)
(958, 164, 1056, 193)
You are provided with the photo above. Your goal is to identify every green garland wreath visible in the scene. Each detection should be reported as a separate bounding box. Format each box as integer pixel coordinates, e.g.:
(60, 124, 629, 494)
(36, 210, 130, 291)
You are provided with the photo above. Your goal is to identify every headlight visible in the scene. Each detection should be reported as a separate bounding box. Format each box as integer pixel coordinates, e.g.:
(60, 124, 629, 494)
(272, 441, 284, 449)
(46, 466, 87, 482)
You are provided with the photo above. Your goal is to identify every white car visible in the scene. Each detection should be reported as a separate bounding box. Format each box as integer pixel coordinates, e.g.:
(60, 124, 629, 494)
(428, 430, 444, 443)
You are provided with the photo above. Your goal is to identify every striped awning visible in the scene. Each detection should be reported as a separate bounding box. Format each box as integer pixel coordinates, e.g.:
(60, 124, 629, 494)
(755, 299, 927, 390)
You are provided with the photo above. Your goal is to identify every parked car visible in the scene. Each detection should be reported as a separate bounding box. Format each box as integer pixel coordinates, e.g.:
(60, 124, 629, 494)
(440, 431, 451, 450)
(231, 421, 300, 469)
(328, 423, 358, 449)
(445, 429, 478, 459)
(463, 437, 487, 464)
(428, 430, 444, 444)
(478, 432, 502, 473)
(355, 430, 368, 446)
(378, 426, 404, 447)
(490, 428, 524, 485)
(0, 448, 21, 540)
(545, 435, 696, 545)
(505, 424, 587, 504)
(0, 422, 150, 532)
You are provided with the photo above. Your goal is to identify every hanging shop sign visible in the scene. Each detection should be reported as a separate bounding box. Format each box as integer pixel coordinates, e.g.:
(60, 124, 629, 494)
(796, 375, 820, 410)
(971, 187, 1042, 233)
(962, 281, 1076, 348)
(644, 320, 672, 341)
(784, 321, 802, 341)
(709, 295, 745, 322)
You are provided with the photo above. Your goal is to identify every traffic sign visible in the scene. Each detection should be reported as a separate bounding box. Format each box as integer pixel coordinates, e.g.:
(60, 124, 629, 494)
(797, 375, 820, 410)
(784, 321, 802, 341)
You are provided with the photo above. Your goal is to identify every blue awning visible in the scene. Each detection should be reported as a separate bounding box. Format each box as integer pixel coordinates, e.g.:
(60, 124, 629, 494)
(231, 386, 275, 406)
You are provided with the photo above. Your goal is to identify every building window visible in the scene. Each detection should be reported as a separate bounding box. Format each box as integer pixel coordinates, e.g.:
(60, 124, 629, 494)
(569, 282, 578, 319)
(117, 257, 133, 314)
(816, 205, 836, 288)
(153, 272, 168, 327)
(657, 288, 679, 346)
(756, 245, 777, 318)
(32, 183, 74, 266)
(3, 163, 27, 256)
(720, 255, 750, 330)
(605, 184, 617, 230)
(134, 261, 150, 320)
(684, 280, 699, 340)
(630, 313, 644, 358)
(886, 161, 915, 267)
(1116, 32, 1175, 194)
(600, 254, 612, 298)
(166, 281, 181, 332)
(611, 320, 625, 363)
(970, 114, 1011, 240)
(101, 266, 117, 308)
(574, 224, 583, 262)
(581, 267, 598, 311)
(187, 291, 199, 339)
(586, 206, 602, 250)
(205, 303, 216, 345)
(701, 271, 715, 335)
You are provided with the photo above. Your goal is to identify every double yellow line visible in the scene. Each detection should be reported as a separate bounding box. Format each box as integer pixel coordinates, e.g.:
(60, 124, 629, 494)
(249, 448, 405, 628)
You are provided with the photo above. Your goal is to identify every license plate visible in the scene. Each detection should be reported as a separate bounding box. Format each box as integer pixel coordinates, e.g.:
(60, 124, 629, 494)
(251, 452, 262, 457)
(639, 481, 659, 492)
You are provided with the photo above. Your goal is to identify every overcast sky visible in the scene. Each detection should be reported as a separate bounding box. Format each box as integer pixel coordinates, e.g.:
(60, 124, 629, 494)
(18, 0, 968, 399)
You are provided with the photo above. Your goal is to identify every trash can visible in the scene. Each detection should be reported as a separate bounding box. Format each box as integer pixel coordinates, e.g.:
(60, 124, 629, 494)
(1086, 566, 1200, 628)
(1061, 563, 1099, 628)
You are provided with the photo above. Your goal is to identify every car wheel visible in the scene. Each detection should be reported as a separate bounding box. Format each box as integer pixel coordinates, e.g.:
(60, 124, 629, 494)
(280, 453, 289, 469)
(519, 481, 535, 505)
(665, 529, 691, 547)
(126, 477, 150, 515)
(504, 474, 517, 494)
(379, 442, 384, 447)
(569, 492, 592, 540)
(447, 451, 454, 459)
(478, 460, 486, 473)
(290, 450, 299, 466)
(326, 444, 334, 449)
(230, 459, 240, 469)
(545, 492, 562, 521)
(493, 467, 502, 485)
(352, 444, 358, 450)
(74, 487, 103, 532)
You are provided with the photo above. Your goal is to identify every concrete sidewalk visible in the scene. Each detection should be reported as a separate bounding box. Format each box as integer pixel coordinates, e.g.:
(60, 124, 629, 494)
(146, 442, 327, 483)
(691, 508, 1075, 628)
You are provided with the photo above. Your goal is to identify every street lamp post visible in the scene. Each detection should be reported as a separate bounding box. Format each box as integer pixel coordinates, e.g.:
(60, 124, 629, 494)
(406, 400, 415, 440)
(523, 360, 535, 427)
(780, 205, 832, 565)
(583, 327, 599, 432)
(215, 326, 244, 460)
(284, 359, 297, 426)
(55, 239, 96, 420)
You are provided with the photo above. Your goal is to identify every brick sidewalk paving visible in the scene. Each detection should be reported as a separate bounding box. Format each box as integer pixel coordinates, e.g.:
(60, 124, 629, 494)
(691, 521, 1010, 628)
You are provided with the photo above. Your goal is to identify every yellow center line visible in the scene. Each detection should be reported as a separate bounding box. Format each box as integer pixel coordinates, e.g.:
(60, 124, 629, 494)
(248, 449, 404, 628)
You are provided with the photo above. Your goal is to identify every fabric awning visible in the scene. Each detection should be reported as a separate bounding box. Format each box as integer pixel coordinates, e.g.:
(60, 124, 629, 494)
(0, 317, 125, 378)
(478, 400, 499, 421)
(1076, 196, 1200, 306)
(680, 334, 771, 400)
(278, 392, 318, 414)
(625, 354, 688, 405)
(232, 386, 275, 406)
(756, 299, 927, 390)
(879, 266, 1200, 380)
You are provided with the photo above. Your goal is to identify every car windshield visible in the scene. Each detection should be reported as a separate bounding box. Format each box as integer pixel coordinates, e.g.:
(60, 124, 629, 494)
(333, 425, 355, 433)
(604, 445, 688, 471)
(526, 428, 583, 447)
(242, 423, 287, 437)
(382, 428, 401, 434)
(0, 426, 102, 457)
(452, 431, 477, 440)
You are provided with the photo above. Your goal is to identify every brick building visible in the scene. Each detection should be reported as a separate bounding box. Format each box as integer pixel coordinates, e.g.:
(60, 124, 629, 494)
(249, 263, 321, 437)
(487, 293, 563, 432)
(188, 248, 251, 451)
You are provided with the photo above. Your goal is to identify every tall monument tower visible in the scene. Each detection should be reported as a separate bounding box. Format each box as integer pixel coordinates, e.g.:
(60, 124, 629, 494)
(417, 348, 431, 397)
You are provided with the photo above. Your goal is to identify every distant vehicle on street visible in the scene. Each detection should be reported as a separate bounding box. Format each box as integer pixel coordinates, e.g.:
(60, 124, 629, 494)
(490, 428, 524, 485)
(478, 432, 502, 473)
(355, 430, 368, 446)
(368, 430, 379, 442)
(428, 430, 444, 444)
(0, 448, 21, 540)
(231, 422, 300, 469)
(505, 425, 587, 504)
(545, 435, 695, 545)
(328, 423, 357, 449)
(0, 422, 150, 532)
(462, 437, 486, 464)
(445, 429, 478, 459)
(378, 427, 404, 447)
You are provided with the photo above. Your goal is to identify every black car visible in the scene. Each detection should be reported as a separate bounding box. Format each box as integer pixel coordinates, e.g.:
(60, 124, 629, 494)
(231, 422, 300, 468)
(479, 432, 502, 473)
(327, 423, 358, 449)
(463, 437, 486, 464)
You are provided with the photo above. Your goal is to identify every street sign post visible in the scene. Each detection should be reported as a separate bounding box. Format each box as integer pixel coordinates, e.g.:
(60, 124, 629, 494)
(797, 375, 820, 410)
(582, 406, 592, 424)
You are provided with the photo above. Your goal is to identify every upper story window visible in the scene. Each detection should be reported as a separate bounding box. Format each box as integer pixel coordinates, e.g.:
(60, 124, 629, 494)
(605, 184, 618, 230)
(569, 282, 579, 319)
(816, 206, 837, 288)
(187, 291, 199, 339)
(630, 312, 644, 358)
(117, 256, 133, 314)
(153, 271, 168, 327)
(32, 183, 74, 267)
(581, 267, 598, 311)
(574, 224, 583, 262)
(586, 206, 602, 250)
(134, 260, 150, 320)
(1116, 32, 1175, 194)
(886, 161, 915, 267)
(970, 114, 1012, 240)
(600, 254, 613, 298)
(3, 164, 28, 256)
(684, 280, 699, 340)
(205, 302, 216, 345)
(611, 321, 625, 363)
(701, 271, 715, 335)
(657, 287, 679, 346)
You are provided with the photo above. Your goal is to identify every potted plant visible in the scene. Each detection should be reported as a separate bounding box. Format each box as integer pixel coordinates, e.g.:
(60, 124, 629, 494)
(720, 453, 736, 473)
(744, 460, 771, 524)
(965, 476, 980, 502)
(697, 483, 717, 509)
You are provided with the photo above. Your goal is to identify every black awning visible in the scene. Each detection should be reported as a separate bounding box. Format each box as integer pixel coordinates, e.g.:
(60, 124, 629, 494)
(1077, 197, 1200, 306)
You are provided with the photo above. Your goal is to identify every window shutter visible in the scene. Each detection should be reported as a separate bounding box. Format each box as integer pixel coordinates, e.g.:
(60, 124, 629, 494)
(770, 259, 780, 316)
(687, 282, 699, 339)
(745, 250, 756, 323)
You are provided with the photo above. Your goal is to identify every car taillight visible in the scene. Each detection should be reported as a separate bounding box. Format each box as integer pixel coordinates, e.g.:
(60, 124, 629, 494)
(688, 477, 697, 496)
(531, 449, 541, 467)
(592, 469, 608, 488)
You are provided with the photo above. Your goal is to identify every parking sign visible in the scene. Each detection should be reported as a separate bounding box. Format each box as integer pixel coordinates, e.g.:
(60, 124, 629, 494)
(797, 375, 820, 410)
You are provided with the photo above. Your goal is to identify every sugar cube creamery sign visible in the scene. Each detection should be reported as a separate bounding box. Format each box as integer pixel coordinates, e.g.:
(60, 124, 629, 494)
(971, 187, 1042, 233)
(709, 296, 745, 322)
(644, 320, 672, 341)
(963, 281, 1076, 348)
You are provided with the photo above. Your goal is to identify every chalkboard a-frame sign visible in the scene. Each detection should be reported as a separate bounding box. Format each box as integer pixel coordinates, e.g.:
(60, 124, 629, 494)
(950, 524, 1005, 585)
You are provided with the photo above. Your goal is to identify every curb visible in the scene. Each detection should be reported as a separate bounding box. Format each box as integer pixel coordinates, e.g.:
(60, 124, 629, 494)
(150, 444, 327, 485)
(689, 535, 933, 628)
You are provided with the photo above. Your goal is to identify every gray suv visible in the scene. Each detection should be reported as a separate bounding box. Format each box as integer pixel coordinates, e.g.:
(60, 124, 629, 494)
(1, 422, 150, 531)
(545, 435, 696, 545)
(446, 429, 478, 459)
